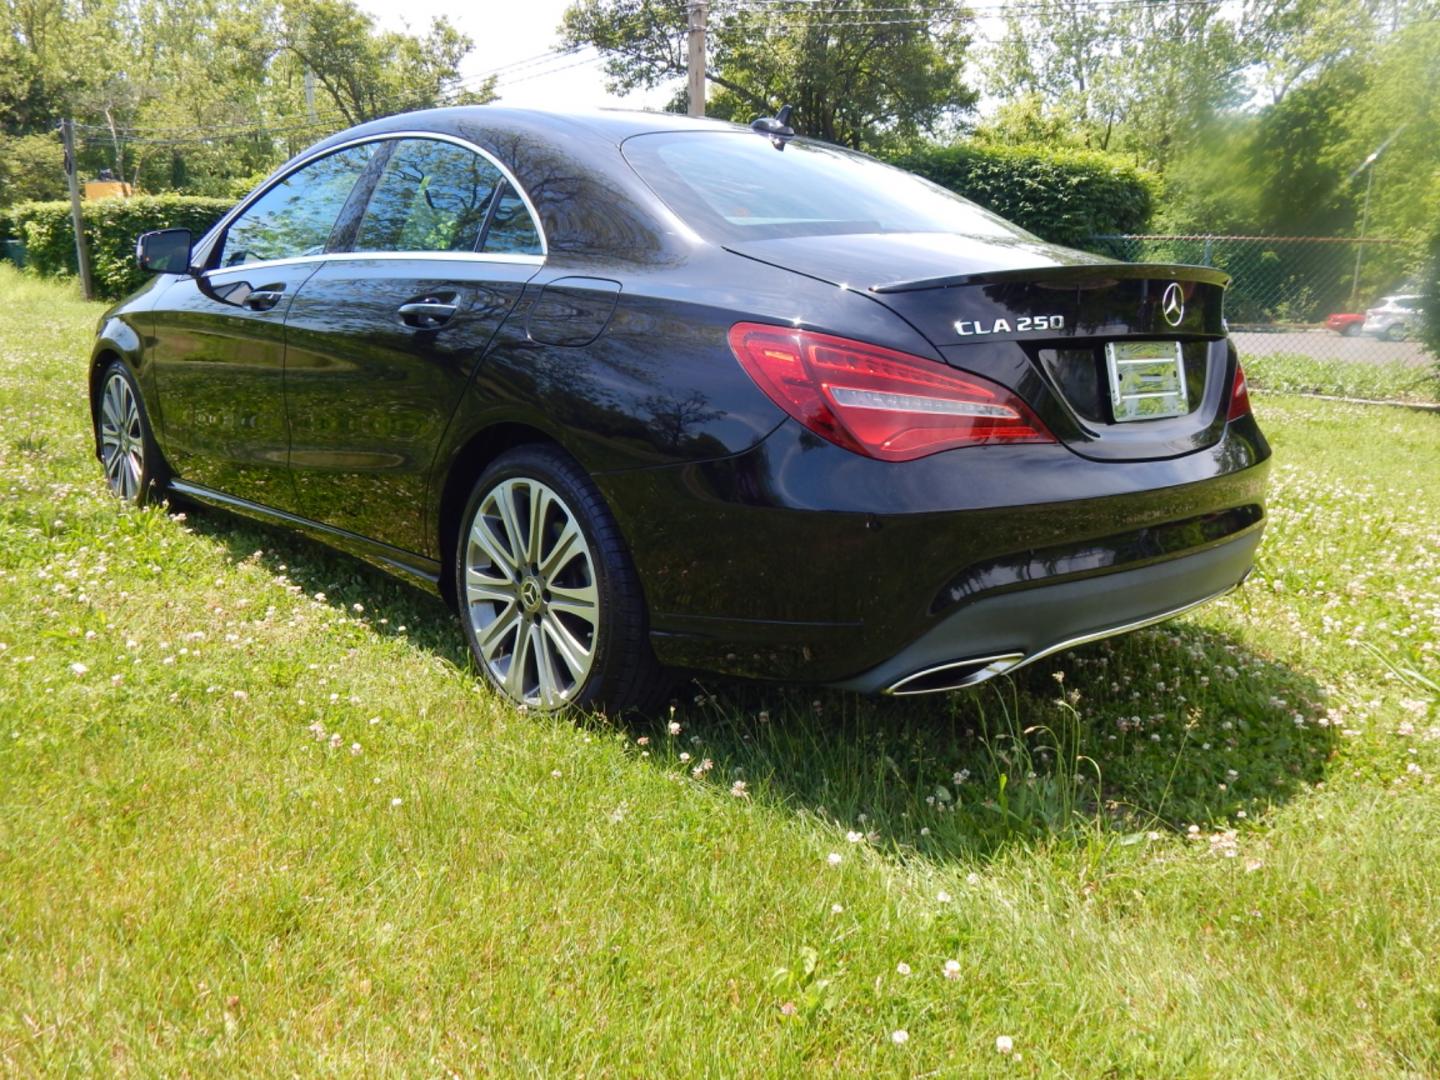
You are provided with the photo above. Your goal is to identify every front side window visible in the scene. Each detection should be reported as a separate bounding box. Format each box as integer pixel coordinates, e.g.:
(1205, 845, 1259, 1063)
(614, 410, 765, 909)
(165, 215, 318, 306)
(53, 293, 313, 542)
(622, 132, 1036, 244)
(219, 145, 375, 267)
(354, 139, 504, 254)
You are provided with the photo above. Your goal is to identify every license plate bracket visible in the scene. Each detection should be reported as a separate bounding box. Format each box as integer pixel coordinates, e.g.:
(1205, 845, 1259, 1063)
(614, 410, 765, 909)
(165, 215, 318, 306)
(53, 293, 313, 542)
(1105, 341, 1188, 422)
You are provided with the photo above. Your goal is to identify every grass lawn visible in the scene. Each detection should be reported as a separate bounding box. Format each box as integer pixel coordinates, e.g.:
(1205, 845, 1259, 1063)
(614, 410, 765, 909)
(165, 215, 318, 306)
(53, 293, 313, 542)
(1244, 350, 1440, 405)
(1, 265, 1437, 1076)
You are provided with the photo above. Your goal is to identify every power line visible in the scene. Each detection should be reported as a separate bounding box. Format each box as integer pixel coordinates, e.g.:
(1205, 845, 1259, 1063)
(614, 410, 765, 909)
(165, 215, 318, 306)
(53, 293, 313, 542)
(76, 113, 349, 139)
(458, 44, 588, 86)
(491, 51, 608, 89)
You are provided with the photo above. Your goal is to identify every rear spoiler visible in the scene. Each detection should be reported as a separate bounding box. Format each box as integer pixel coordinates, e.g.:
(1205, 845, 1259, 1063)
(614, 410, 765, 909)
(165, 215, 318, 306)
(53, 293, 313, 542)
(870, 262, 1231, 295)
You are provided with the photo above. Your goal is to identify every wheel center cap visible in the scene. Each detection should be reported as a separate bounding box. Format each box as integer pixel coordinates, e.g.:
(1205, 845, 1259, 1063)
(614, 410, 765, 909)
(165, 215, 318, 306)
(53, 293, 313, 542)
(519, 575, 543, 613)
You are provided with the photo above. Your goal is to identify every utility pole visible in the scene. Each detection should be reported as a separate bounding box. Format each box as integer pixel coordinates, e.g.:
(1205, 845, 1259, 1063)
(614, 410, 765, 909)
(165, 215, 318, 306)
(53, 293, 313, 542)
(687, 0, 707, 118)
(1346, 125, 1405, 310)
(60, 119, 95, 302)
(304, 68, 317, 124)
(1349, 163, 1374, 311)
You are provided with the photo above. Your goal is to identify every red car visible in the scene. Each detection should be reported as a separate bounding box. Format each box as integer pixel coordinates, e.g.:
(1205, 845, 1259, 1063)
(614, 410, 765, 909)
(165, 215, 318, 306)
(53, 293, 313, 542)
(1325, 312, 1365, 336)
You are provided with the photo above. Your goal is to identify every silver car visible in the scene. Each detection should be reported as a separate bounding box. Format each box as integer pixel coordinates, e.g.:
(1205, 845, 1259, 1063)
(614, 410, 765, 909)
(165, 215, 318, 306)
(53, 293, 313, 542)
(1362, 294, 1424, 341)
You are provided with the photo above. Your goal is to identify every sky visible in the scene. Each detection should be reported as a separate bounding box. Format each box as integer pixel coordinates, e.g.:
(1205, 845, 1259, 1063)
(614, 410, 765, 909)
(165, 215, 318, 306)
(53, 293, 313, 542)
(358, 0, 680, 112)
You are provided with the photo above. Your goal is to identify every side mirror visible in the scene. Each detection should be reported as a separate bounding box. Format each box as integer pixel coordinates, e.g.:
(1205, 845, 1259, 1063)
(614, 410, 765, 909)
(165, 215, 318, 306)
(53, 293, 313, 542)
(135, 228, 193, 275)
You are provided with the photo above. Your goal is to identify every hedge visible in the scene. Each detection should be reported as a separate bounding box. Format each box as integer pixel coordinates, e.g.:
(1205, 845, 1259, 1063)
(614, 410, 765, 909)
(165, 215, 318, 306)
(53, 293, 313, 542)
(3, 144, 1152, 298)
(882, 143, 1157, 249)
(7, 194, 234, 300)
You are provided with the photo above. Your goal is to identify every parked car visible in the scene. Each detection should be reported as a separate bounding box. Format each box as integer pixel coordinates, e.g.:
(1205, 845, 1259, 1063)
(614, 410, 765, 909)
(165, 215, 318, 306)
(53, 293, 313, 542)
(1324, 312, 1365, 336)
(91, 107, 1270, 712)
(1362, 294, 1423, 340)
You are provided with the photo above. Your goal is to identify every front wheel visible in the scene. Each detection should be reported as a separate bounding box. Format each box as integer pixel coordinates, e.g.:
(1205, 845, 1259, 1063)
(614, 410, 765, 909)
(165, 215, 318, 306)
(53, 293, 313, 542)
(455, 444, 667, 713)
(97, 361, 167, 505)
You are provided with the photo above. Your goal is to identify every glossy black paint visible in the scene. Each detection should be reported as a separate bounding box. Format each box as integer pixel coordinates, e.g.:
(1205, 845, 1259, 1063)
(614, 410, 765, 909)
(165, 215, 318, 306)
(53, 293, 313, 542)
(91, 106, 1272, 691)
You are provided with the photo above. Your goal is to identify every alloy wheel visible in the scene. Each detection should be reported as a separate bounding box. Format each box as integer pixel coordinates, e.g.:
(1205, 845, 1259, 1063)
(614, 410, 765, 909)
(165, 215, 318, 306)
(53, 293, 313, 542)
(463, 476, 600, 708)
(99, 371, 145, 501)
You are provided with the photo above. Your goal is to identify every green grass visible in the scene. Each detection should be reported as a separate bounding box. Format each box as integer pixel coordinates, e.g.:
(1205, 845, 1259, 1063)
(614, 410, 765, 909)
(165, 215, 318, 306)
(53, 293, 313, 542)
(1244, 350, 1440, 404)
(1, 264, 1438, 1076)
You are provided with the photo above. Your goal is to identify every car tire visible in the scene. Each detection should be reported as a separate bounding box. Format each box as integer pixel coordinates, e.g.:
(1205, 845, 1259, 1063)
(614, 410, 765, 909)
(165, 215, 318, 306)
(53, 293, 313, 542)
(96, 360, 168, 506)
(455, 443, 668, 714)
(1382, 323, 1409, 342)
(1341, 323, 1361, 337)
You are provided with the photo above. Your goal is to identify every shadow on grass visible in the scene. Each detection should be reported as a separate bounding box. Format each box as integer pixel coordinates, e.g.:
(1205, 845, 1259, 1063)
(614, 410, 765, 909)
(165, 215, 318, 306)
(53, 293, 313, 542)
(654, 628, 1336, 860)
(180, 499, 1336, 863)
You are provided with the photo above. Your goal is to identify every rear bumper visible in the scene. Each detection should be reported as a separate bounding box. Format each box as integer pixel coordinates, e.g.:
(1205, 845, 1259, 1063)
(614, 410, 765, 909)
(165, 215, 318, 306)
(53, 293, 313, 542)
(835, 528, 1260, 694)
(594, 414, 1270, 687)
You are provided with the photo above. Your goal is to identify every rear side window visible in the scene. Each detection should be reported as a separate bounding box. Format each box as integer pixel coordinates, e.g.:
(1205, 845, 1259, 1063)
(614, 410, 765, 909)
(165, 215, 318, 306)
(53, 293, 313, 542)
(482, 184, 543, 256)
(219, 145, 375, 267)
(354, 138, 504, 254)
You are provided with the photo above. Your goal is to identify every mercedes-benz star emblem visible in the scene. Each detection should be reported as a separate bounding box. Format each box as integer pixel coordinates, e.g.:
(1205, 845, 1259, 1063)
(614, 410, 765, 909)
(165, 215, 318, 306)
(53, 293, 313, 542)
(1161, 282, 1186, 327)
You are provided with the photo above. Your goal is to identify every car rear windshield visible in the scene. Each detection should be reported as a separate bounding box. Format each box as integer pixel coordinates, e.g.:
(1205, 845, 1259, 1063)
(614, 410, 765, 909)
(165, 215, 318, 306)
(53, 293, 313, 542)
(621, 131, 1035, 244)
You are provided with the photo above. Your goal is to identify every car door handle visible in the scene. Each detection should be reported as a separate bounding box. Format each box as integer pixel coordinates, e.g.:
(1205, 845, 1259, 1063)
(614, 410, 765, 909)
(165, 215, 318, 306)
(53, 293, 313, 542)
(244, 288, 286, 311)
(397, 301, 459, 329)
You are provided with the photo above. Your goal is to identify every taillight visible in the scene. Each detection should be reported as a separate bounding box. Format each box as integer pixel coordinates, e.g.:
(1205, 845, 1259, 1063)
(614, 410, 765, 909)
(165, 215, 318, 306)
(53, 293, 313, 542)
(727, 322, 1053, 461)
(1227, 361, 1251, 421)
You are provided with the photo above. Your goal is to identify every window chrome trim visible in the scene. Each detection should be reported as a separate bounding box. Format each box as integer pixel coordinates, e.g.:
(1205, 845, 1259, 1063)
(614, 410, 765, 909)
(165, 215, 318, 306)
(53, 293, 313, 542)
(203, 249, 545, 279)
(196, 129, 549, 269)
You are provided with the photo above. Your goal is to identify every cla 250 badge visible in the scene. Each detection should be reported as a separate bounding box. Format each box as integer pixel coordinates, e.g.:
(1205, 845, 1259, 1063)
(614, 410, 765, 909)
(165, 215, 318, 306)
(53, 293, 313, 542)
(953, 315, 1065, 336)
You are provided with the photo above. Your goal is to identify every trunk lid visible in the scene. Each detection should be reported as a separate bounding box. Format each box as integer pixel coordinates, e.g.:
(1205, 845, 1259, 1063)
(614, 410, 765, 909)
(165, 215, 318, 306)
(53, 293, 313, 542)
(726, 233, 1234, 462)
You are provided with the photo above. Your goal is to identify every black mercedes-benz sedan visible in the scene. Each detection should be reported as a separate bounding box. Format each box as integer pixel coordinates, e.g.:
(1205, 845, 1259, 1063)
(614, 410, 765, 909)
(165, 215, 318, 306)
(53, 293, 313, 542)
(91, 106, 1270, 712)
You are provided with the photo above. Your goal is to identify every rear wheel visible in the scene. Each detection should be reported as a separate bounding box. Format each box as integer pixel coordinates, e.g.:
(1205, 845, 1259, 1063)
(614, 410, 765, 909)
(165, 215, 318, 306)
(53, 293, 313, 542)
(97, 361, 166, 506)
(1382, 322, 1409, 342)
(455, 444, 666, 713)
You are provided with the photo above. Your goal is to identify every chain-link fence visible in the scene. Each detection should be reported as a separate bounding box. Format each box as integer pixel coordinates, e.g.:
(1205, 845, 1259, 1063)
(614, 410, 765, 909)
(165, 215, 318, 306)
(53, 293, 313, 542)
(1090, 234, 1438, 405)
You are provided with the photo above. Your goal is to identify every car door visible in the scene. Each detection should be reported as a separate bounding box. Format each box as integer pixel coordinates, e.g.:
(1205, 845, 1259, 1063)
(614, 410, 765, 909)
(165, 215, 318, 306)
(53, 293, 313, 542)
(281, 136, 544, 552)
(148, 143, 381, 510)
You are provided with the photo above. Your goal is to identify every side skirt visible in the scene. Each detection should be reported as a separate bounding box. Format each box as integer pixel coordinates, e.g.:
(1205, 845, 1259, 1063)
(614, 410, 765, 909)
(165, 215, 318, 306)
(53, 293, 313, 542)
(167, 479, 445, 598)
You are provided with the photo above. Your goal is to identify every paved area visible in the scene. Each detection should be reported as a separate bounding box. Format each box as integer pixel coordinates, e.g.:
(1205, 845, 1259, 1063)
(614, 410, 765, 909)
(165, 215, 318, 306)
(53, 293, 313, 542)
(1231, 329, 1431, 368)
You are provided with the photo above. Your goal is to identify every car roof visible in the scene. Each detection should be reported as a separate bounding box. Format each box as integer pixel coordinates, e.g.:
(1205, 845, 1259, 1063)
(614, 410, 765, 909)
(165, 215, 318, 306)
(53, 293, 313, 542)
(315, 105, 754, 151)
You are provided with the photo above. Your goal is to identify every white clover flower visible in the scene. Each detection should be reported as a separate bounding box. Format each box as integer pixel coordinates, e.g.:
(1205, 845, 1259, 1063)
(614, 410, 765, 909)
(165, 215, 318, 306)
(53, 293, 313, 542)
(846, 830, 863, 844)
(69, 662, 88, 676)
(995, 1035, 1014, 1054)
(890, 1030, 909, 1046)
(896, 962, 912, 976)
(826, 852, 842, 866)
(550, 769, 563, 779)
(730, 780, 748, 798)
(937, 890, 952, 904)
(390, 797, 403, 807)
(678, 751, 691, 763)
(831, 903, 844, 914)
(667, 720, 682, 736)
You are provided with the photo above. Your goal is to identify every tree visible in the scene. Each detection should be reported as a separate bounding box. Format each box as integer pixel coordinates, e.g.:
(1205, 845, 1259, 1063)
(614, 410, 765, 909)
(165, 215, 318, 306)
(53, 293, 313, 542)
(0, 130, 65, 204)
(277, 0, 495, 127)
(560, 0, 975, 150)
(0, 0, 499, 204)
(986, 0, 1248, 168)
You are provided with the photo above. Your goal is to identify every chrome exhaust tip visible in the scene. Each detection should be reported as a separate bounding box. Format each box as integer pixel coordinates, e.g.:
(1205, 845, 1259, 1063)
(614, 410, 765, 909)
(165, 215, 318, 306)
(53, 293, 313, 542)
(884, 653, 1025, 695)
